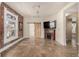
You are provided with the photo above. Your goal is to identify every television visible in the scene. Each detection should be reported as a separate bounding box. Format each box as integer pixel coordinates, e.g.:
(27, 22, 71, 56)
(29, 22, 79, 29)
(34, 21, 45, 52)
(50, 21, 56, 29)
(43, 21, 56, 29)
(43, 21, 50, 29)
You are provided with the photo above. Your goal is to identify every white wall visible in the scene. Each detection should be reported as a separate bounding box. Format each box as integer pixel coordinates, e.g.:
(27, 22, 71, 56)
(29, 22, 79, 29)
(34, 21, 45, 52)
(56, 10, 66, 46)
(23, 18, 29, 38)
(41, 21, 44, 38)
(29, 24, 35, 38)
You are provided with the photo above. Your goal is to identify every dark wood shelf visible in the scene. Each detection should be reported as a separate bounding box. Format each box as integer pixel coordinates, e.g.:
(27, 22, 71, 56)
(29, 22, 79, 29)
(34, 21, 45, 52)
(44, 29, 56, 40)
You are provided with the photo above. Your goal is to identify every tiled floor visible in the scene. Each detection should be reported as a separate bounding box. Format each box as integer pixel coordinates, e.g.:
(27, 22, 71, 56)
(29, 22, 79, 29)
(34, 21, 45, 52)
(2, 38, 78, 57)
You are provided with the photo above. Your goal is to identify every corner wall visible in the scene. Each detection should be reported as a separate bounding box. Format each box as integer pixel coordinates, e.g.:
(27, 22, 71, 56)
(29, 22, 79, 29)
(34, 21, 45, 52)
(55, 10, 66, 46)
(51, 3, 77, 46)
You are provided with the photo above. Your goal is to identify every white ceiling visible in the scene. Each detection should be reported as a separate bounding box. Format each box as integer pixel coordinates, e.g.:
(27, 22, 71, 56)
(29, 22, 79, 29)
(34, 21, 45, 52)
(5, 2, 69, 17)
(65, 4, 78, 13)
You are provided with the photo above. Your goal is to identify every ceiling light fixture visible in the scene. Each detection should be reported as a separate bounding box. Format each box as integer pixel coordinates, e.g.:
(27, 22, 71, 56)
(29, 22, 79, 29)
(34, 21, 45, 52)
(33, 5, 40, 18)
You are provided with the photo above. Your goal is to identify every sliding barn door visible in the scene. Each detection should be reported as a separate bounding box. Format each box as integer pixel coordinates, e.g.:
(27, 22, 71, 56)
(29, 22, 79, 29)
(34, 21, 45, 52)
(34, 23, 41, 39)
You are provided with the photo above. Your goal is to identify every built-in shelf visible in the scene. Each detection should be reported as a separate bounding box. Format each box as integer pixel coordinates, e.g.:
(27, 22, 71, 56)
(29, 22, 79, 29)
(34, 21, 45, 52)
(44, 29, 55, 40)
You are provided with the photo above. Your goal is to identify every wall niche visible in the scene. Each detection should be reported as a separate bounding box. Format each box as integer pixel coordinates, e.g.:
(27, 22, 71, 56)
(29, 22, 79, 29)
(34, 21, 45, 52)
(0, 2, 23, 48)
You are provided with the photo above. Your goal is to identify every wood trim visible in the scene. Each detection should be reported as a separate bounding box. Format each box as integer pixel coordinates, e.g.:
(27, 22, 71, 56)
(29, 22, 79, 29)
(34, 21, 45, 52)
(1, 38, 27, 57)
(4, 38, 19, 47)
(0, 6, 4, 48)
(1, 2, 22, 16)
(18, 15, 23, 38)
(27, 22, 41, 24)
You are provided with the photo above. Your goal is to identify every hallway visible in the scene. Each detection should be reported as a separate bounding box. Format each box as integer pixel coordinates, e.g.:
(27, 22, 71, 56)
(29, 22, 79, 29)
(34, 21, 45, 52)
(2, 38, 77, 57)
(0, 2, 79, 57)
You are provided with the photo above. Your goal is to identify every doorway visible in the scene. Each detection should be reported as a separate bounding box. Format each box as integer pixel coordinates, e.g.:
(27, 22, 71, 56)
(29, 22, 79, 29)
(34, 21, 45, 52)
(29, 22, 41, 39)
(66, 16, 77, 47)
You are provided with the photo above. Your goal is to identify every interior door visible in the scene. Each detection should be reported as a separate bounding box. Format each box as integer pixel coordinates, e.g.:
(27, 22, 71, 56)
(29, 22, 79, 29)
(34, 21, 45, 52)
(34, 23, 41, 39)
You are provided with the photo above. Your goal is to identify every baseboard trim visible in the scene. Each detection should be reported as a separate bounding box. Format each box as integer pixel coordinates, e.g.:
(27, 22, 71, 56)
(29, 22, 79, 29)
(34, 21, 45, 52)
(0, 37, 27, 54)
(55, 41, 66, 47)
